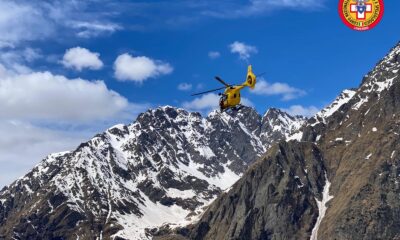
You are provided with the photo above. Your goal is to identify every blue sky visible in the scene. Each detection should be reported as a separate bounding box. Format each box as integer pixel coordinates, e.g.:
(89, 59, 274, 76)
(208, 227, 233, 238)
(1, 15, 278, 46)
(0, 0, 398, 187)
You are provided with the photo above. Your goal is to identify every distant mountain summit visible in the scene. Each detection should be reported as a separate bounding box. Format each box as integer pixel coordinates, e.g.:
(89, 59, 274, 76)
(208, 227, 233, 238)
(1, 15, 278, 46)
(164, 42, 400, 240)
(0, 105, 305, 239)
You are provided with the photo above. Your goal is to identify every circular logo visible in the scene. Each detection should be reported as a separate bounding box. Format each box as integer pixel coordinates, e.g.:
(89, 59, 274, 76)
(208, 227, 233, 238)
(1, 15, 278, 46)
(339, 0, 384, 31)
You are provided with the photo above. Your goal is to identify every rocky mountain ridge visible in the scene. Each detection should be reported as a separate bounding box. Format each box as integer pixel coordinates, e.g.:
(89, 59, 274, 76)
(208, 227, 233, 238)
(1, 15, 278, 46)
(0, 105, 305, 239)
(163, 42, 400, 240)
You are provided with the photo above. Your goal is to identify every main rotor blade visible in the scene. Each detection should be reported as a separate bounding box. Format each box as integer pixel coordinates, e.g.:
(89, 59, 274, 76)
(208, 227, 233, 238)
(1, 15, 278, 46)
(191, 87, 226, 96)
(215, 76, 231, 87)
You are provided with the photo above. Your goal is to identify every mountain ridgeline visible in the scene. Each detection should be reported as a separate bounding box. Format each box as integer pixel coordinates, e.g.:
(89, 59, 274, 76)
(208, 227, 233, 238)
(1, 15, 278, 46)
(1, 41, 400, 240)
(0, 105, 305, 239)
(158, 42, 400, 240)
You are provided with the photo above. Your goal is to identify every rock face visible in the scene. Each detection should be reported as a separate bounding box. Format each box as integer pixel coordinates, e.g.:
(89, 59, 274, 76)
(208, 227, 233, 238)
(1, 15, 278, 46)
(0, 106, 305, 239)
(307, 42, 400, 240)
(188, 142, 326, 240)
(168, 42, 400, 240)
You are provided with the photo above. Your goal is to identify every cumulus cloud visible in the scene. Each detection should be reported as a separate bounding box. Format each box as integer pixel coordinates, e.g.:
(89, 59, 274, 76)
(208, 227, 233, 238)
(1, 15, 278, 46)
(62, 47, 103, 71)
(229, 41, 258, 60)
(283, 105, 319, 117)
(252, 79, 306, 101)
(0, 69, 128, 122)
(208, 51, 221, 59)
(241, 97, 254, 107)
(0, 62, 150, 187)
(178, 83, 193, 91)
(182, 93, 220, 113)
(0, 120, 92, 187)
(114, 53, 173, 82)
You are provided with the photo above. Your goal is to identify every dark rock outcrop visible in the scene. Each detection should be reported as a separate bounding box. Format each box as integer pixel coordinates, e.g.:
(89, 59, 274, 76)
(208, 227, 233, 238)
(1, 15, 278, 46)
(187, 141, 326, 240)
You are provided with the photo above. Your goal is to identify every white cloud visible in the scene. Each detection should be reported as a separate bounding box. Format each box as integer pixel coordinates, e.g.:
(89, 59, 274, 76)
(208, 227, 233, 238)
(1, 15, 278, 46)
(0, 69, 128, 122)
(62, 47, 103, 71)
(241, 97, 254, 107)
(0, 120, 92, 187)
(229, 41, 258, 60)
(114, 53, 173, 82)
(22, 48, 42, 62)
(182, 93, 220, 113)
(178, 83, 193, 91)
(208, 51, 221, 59)
(283, 105, 319, 117)
(0, 103, 150, 188)
(0, 1, 122, 47)
(252, 79, 306, 101)
(69, 21, 122, 38)
(0, 1, 325, 48)
(0, 62, 150, 187)
(0, 47, 42, 74)
(0, 1, 54, 47)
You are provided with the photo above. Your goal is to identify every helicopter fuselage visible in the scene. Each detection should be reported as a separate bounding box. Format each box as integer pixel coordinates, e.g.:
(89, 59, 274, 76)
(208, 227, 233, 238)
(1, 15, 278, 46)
(192, 65, 256, 111)
(220, 85, 245, 110)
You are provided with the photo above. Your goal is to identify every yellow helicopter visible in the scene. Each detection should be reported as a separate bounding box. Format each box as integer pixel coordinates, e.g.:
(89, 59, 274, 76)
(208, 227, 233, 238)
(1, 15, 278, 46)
(191, 65, 257, 111)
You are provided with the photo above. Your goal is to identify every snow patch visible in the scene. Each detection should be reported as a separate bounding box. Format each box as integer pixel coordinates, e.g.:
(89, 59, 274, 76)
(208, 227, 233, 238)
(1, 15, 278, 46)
(352, 96, 369, 110)
(167, 188, 196, 199)
(310, 173, 334, 240)
(287, 131, 303, 142)
(112, 193, 192, 240)
(196, 146, 216, 159)
(48, 200, 54, 213)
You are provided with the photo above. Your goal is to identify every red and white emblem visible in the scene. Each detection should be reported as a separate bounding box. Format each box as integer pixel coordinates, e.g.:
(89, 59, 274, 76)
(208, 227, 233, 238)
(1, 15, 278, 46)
(339, 0, 384, 31)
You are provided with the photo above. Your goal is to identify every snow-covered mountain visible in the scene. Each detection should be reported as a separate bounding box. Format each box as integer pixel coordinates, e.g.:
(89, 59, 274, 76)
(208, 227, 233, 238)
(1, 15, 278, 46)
(0, 106, 305, 239)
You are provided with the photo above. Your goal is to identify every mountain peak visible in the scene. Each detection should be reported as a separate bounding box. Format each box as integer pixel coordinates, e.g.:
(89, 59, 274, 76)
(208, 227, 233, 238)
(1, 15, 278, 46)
(0, 101, 307, 239)
(311, 88, 356, 126)
(264, 107, 306, 120)
(360, 42, 400, 87)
